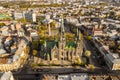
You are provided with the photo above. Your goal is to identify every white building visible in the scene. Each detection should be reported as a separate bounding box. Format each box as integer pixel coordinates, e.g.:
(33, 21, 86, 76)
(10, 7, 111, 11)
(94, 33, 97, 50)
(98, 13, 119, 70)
(58, 75, 70, 80)
(71, 73, 89, 80)
(93, 37, 120, 70)
(58, 74, 89, 80)
(0, 71, 14, 80)
(13, 12, 24, 20)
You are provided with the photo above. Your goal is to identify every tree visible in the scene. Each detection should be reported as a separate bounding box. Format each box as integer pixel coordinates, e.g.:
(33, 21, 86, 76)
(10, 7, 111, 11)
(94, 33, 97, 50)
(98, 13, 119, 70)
(65, 32, 74, 41)
(2, 3, 9, 8)
(109, 42, 115, 50)
(0, 23, 6, 27)
(33, 50, 38, 56)
(50, 21, 56, 29)
(47, 36, 54, 41)
(88, 64, 95, 71)
(85, 50, 91, 58)
(118, 45, 120, 50)
(87, 35, 92, 40)
(32, 40, 39, 49)
(17, 18, 26, 24)
(40, 40, 44, 44)
(75, 57, 82, 65)
(4, 17, 12, 21)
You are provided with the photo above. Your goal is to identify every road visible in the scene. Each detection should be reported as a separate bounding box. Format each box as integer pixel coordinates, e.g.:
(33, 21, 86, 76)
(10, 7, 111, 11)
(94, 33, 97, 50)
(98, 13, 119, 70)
(84, 38, 110, 72)
(84, 38, 101, 67)
(13, 63, 120, 76)
(13, 67, 120, 76)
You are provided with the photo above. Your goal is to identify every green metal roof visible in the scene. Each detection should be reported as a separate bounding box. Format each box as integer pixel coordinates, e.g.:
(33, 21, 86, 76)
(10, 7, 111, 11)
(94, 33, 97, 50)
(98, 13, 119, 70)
(66, 41, 76, 49)
(0, 14, 10, 19)
(43, 41, 76, 50)
(46, 41, 58, 49)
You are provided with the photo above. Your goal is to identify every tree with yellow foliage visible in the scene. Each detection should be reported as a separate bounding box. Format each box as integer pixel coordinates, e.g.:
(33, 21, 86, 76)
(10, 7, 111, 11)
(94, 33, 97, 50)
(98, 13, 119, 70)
(85, 50, 91, 58)
(33, 50, 38, 56)
(87, 35, 92, 40)
(0, 22, 6, 27)
(75, 57, 82, 65)
(65, 32, 75, 41)
(87, 64, 95, 71)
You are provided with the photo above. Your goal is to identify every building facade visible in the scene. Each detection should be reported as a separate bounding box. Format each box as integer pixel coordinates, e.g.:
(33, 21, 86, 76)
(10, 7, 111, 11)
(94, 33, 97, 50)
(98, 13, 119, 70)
(12, 12, 24, 20)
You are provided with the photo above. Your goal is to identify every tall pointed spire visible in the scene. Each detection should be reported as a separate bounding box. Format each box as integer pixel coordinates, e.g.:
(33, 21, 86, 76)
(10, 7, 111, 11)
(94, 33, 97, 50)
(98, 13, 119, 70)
(75, 27, 78, 41)
(60, 14, 65, 34)
(77, 27, 78, 37)
(61, 14, 65, 33)
(78, 28, 80, 40)
(59, 14, 65, 41)
(76, 27, 80, 41)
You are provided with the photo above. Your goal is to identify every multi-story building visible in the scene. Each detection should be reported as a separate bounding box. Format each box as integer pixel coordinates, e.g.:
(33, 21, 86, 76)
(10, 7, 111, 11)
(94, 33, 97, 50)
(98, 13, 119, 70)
(93, 36, 120, 70)
(12, 12, 24, 20)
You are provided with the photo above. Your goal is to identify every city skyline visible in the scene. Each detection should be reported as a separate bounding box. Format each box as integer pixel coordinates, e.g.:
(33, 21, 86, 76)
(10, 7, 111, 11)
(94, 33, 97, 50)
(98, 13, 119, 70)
(0, 0, 120, 80)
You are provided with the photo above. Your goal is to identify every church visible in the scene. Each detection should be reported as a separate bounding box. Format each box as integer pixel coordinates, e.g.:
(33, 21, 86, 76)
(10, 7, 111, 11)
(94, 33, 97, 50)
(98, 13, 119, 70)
(40, 16, 83, 63)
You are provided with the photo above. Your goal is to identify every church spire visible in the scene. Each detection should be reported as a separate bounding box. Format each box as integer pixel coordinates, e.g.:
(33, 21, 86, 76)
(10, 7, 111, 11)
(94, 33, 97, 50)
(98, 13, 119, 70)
(61, 14, 65, 34)
(76, 27, 80, 41)
(77, 27, 78, 37)
(78, 29, 80, 40)
(60, 14, 65, 41)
